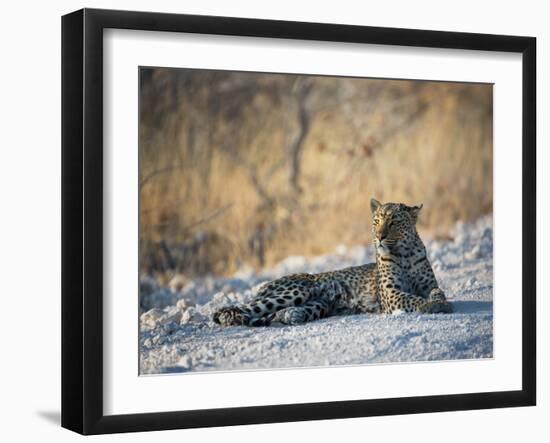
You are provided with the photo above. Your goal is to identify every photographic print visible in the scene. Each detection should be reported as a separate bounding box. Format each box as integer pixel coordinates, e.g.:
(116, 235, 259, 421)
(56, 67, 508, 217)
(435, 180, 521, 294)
(138, 68, 493, 375)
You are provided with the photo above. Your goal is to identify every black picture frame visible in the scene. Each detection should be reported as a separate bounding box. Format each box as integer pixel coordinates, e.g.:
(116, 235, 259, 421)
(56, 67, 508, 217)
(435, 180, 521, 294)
(61, 8, 536, 435)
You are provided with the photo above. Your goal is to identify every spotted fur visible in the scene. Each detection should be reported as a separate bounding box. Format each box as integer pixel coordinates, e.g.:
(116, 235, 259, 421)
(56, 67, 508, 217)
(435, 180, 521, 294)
(213, 198, 452, 327)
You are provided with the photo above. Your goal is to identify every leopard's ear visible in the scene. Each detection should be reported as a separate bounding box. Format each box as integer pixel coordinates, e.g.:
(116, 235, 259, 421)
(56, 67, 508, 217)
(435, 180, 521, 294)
(407, 203, 423, 221)
(370, 198, 381, 214)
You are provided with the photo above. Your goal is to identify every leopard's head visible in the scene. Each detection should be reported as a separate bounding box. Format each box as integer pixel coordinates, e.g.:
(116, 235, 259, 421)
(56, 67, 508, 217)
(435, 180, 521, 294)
(370, 198, 422, 255)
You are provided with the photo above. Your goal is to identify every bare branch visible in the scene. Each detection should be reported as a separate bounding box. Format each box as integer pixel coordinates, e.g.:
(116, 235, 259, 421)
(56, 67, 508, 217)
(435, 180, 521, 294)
(139, 165, 185, 191)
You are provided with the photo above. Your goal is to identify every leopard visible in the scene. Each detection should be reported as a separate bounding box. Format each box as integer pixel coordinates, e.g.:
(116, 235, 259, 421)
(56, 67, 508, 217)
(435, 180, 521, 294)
(213, 198, 453, 327)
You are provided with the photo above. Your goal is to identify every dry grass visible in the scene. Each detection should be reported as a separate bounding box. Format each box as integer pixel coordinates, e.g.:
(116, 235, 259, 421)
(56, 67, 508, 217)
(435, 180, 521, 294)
(139, 69, 492, 276)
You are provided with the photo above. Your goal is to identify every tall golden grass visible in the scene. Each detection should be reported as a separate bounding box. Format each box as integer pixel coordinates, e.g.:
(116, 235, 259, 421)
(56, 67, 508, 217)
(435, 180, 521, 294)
(139, 69, 492, 276)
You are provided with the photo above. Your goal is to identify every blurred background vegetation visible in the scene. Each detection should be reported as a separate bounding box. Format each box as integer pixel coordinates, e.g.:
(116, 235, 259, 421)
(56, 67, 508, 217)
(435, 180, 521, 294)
(139, 68, 492, 279)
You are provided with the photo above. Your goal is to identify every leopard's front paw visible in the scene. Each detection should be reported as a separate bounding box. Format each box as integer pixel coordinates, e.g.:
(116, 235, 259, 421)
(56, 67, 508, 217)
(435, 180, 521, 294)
(428, 288, 447, 303)
(212, 307, 249, 326)
(422, 300, 453, 314)
(426, 288, 452, 313)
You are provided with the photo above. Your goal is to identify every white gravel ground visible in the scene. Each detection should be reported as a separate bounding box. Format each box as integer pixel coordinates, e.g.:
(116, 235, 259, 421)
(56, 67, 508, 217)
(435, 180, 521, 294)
(139, 216, 493, 374)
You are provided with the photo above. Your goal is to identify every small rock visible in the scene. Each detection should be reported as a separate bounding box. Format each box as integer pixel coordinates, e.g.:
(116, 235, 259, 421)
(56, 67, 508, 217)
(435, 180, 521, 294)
(159, 307, 182, 325)
(213, 292, 227, 302)
(163, 321, 179, 334)
(177, 355, 192, 368)
(180, 307, 207, 324)
(140, 308, 163, 329)
(228, 292, 243, 302)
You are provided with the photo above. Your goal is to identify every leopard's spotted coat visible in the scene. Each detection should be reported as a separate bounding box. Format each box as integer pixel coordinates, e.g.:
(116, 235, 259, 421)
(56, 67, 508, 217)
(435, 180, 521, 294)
(213, 199, 452, 326)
